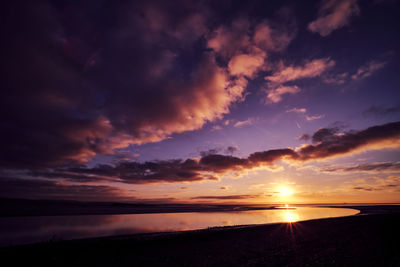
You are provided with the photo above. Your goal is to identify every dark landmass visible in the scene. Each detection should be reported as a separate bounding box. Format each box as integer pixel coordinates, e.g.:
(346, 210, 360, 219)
(0, 198, 288, 217)
(1, 206, 400, 266)
(328, 205, 400, 215)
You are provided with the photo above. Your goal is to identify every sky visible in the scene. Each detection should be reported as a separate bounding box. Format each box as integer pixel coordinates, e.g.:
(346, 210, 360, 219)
(1, 0, 400, 204)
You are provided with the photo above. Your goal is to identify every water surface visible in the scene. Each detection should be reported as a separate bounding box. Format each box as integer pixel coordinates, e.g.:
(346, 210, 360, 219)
(0, 207, 359, 247)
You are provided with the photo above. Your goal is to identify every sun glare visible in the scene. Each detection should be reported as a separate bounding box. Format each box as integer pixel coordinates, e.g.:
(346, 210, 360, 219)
(277, 186, 294, 197)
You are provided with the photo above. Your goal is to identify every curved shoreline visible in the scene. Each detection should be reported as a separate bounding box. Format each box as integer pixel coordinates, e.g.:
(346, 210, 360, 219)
(70, 206, 362, 243)
(0, 206, 359, 248)
(0, 205, 390, 247)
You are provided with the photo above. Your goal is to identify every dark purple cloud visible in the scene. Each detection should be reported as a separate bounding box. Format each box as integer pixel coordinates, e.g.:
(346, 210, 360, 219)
(296, 121, 400, 160)
(321, 162, 400, 172)
(0, 0, 249, 170)
(225, 146, 238, 156)
(0, 177, 125, 202)
(191, 194, 261, 200)
(28, 170, 105, 182)
(299, 134, 311, 141)
(310, 127, 341, 143)
(199, 154, 249, 172)
(351, 175, 400, 192)
(353, 184, 399, 192)
(353, 186, 375, 191)
(0, 0, 303, 173)
(362, 105, 400, 117)
(248, 149, 298, 163)
(199, 148, 222, 157)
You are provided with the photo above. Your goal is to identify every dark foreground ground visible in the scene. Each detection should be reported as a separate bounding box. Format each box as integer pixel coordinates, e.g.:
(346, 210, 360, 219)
(1, 206, 400, 266)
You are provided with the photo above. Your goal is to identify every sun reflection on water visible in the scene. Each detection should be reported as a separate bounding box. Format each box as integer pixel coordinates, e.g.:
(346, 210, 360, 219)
(283, 205, 299, 223)
(284, 210, 299, 223)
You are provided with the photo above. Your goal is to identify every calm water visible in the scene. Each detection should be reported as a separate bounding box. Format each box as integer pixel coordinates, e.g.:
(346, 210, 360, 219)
(0, 207, 359, 247)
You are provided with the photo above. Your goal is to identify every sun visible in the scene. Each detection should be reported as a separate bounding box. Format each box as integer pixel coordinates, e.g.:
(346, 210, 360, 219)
(277, 186, 294, 197)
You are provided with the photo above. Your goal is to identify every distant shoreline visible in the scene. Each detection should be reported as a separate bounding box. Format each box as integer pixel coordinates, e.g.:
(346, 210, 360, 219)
(1, 198, 398, 217)
(0, 198, 290, 217)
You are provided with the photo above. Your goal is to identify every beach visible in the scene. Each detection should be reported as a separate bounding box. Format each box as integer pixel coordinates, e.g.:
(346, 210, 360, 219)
(1, 205, 399, 266)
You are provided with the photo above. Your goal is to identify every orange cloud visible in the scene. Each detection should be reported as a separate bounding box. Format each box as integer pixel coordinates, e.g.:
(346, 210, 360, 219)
(266, 58, 335, 84)
(208, 17, 296, 99)
(233, 118, 255, 128)
(228, 51, 266, 78)
(308, 0, 360, 36)
(286, 108, 307, 114)
(266, 85, 301, 103)
(253, 22, 294, 52)
(352, 60, 387, 80)
(286, 108, 324, 122)
(264, 58, 334, 103)
(306, 114, 325, 121)
(207, 19, 251, 59)
(128, 55, 244, 144)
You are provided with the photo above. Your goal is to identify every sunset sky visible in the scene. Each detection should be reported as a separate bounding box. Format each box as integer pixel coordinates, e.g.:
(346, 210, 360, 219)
(1, 0, 400, 204)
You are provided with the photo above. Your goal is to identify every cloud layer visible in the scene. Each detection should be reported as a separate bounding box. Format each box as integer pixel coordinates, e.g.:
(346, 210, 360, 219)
(15, 121, 400, 186)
